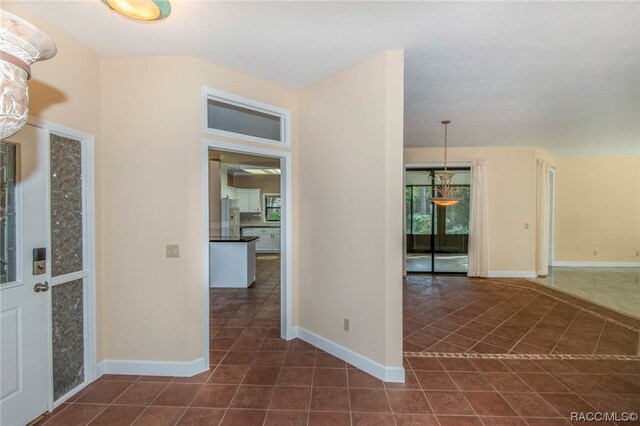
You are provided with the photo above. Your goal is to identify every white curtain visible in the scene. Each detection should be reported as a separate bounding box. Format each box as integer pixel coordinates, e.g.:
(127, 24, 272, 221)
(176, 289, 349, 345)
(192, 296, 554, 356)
(468, 160, 489, 277)
(536, 159, 551, 276)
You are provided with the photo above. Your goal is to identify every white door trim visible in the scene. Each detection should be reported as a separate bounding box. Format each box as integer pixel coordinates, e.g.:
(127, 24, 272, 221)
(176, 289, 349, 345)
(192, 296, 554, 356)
(548, 169, 556, 267)
(202, 138, 294, 367)
(28, 117, 97, 408)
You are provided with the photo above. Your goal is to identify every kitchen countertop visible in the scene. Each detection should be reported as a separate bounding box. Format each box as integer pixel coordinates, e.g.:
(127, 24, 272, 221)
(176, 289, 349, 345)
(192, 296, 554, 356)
(210, 236, 259, 243)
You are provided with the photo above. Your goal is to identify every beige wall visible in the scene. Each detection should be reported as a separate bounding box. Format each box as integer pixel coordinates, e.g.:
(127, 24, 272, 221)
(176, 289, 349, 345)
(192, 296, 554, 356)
(554, 156, 640, 262)
(100, 55, 297, 362)
(298, 51, 404, 367)
(232, 174, 281, 194)
(535, 147, 556, 167)
(3, 2, 104, 358)
(404, 146, 538, 273)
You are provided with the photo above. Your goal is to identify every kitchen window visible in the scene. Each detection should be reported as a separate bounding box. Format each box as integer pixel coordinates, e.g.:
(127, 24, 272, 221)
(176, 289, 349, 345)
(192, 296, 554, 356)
(264, 195, 281, 222)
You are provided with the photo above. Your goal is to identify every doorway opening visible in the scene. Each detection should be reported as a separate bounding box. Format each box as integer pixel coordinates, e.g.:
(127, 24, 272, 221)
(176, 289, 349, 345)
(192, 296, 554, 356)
(405, 167, 471, 274)
(203, 140, 292, 368)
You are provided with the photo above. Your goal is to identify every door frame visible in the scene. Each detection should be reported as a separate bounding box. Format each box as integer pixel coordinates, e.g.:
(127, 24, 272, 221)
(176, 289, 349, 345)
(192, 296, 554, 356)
(548, 169, 556, 267)
(28, 117, 97, 409)
(202, 138, 294, 367)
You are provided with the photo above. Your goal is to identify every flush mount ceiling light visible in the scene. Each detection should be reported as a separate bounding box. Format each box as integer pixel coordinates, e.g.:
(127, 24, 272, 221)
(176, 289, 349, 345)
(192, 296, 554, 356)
(242, 167, 280, 175)
(431, 120, 462, 207)
(0, 11, 57, 140)
(102, 0, 171, 22)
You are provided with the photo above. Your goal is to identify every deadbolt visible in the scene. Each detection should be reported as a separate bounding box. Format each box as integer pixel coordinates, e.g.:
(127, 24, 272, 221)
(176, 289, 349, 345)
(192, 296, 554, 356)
(33, 248, 47, 275)
(34, 282, 49, 293)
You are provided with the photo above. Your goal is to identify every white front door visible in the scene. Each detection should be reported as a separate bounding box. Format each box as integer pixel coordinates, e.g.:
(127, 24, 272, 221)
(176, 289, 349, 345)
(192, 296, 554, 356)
(1, 124, 51, 426)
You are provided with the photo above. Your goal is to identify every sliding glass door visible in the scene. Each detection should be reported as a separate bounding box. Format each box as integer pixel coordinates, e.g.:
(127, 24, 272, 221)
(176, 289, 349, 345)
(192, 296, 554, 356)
(406, 168, 470, 273)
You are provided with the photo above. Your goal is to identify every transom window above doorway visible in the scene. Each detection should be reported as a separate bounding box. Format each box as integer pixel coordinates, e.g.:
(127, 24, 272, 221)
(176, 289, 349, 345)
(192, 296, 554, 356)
(203, 87, 291, 148)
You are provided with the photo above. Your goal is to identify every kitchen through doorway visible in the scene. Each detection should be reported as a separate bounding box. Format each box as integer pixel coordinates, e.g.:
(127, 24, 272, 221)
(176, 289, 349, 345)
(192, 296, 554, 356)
(205, 143, 291, 368)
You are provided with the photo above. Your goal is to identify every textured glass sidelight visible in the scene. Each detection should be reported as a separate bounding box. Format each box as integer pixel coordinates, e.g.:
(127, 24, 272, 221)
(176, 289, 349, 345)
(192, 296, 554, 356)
(0, 142, 17, 285)
(52, 279, 84, 400)
(50, 134, 83, 277)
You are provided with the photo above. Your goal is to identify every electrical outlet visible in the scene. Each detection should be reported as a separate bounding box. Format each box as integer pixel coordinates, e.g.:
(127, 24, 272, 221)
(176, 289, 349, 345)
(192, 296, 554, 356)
(166, 244, 180, 258)
(636, 251, 639, 257)
(343, 318, 350, 332)
(524, 223, 529, 229)
(593, 250, 597, 256)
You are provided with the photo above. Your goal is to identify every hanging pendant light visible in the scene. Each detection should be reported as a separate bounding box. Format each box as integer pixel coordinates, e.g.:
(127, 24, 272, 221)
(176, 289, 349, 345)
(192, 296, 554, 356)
(432, 120, 461, 207)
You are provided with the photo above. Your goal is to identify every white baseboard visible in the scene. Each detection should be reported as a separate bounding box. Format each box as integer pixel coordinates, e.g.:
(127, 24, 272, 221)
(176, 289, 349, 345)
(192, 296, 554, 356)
(552, 261, 640, 268)
(292, 326, 405, 383)
(95, 361, 105, 378)
(95, 357, 207, 378)
(488, 271, 537, 278)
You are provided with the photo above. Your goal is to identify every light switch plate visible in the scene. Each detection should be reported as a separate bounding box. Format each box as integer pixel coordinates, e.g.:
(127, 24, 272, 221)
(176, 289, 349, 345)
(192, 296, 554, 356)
(166, 244, 180, 258)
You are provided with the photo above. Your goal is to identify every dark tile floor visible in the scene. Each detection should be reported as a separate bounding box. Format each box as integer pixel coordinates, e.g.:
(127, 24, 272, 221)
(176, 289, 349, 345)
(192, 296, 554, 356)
(35, 260, 640, 425)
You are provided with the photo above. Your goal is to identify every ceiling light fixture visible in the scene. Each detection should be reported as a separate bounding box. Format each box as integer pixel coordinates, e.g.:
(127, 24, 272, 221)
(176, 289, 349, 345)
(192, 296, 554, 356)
(242, 168, 281, 175)
(102, 0, 171, 22)
(432, 120, 462, 207)
(0, 11, 57, 140)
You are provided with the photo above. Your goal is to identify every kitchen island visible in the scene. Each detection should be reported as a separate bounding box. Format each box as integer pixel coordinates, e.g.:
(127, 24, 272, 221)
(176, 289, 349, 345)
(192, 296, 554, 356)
(209, 236, 259, 288)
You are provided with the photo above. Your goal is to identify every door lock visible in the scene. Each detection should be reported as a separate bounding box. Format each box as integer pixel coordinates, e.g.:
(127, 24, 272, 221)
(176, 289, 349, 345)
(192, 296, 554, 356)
(34, 282, 49, 293)
(33, 248, 47, 275)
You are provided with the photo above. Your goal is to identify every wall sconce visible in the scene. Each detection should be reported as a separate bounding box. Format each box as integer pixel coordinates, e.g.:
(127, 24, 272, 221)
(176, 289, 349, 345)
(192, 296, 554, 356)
(1, 11, 57, 140)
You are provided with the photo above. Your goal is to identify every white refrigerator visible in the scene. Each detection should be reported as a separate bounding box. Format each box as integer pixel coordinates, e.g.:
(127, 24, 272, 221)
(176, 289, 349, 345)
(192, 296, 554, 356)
(221, 197, 240, 238)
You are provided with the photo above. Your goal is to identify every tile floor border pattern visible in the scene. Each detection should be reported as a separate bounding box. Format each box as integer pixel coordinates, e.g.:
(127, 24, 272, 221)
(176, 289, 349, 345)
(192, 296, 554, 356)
(403, 352, 640, 361)
(481, 279, 640, 334)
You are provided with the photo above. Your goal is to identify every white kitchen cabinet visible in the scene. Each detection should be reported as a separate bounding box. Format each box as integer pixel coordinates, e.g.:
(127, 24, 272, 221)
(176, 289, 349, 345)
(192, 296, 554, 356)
(241, 228, 259, 237)
(256, 229, 272, 251)
(221, 186, 237, 200)
(237, 188, 261, 213)
(241, 227, 280, 252)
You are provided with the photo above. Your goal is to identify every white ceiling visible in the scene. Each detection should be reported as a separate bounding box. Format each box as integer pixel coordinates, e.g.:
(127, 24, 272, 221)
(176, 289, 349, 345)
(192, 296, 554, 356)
(17, 1, 640, 156)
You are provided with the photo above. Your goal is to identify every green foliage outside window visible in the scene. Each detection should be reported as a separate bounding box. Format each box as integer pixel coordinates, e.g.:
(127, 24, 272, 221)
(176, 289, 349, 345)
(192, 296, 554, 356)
(265, 195, 281, 222)
(406, 184, 470, 235)
(407, 186, 435, 234)
(266, 208, 281, 221)
(445, 186, 470, 234)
